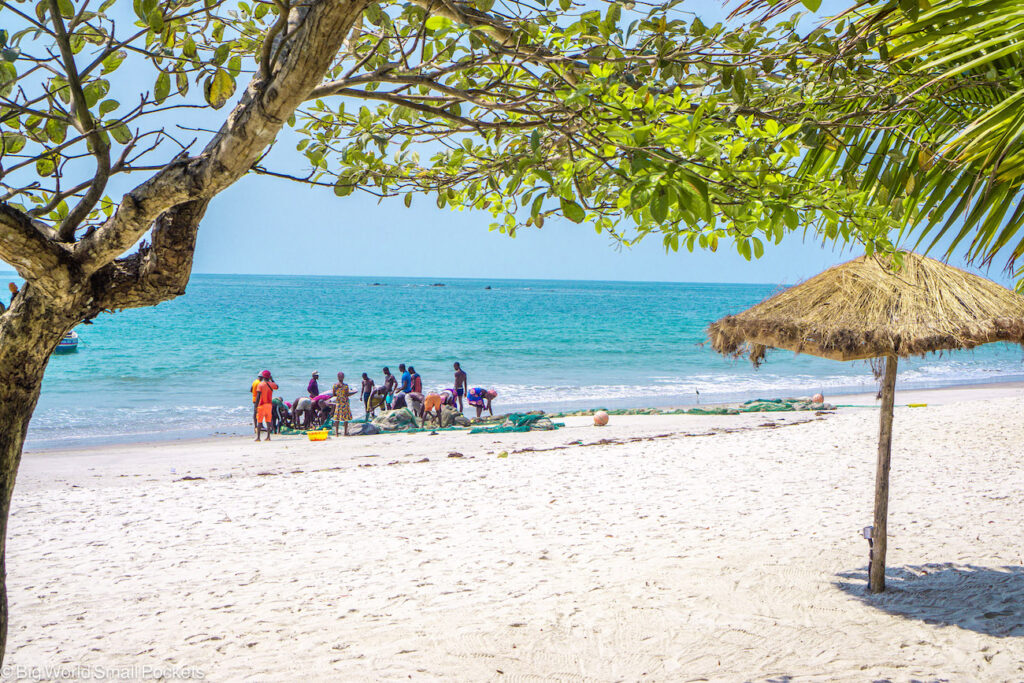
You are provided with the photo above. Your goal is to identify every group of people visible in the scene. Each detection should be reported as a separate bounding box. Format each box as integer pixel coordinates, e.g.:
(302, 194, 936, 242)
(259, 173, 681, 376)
(250, 362, 500, 441)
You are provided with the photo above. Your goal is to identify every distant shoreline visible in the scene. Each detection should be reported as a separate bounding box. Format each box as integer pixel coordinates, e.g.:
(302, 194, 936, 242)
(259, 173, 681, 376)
(0, 270, 786, 289)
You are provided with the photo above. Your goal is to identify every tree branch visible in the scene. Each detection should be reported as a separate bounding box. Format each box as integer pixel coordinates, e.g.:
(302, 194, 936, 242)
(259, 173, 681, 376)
(72, 0, 369, 275)
(89, 199, 209, 312)
(48, 0, 111, 241)
(0, 202, 73, 288)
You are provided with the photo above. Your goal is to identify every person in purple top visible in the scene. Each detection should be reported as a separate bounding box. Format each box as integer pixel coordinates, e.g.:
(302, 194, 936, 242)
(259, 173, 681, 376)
(307, 371, 320, 398)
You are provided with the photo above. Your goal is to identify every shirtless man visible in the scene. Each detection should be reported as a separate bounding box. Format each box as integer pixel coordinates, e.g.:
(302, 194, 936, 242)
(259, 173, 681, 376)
(453, 362, 468, 412)
(360, 373, 375, 414)
(382, 367, 397, 408)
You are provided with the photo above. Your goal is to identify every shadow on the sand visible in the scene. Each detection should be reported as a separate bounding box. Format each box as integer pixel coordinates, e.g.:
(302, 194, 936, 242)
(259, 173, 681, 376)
(834, 564, 1024, 637)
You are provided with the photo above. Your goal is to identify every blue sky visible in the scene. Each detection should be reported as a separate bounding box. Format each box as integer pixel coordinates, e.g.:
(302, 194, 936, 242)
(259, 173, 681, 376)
(198, 170, 864, 284)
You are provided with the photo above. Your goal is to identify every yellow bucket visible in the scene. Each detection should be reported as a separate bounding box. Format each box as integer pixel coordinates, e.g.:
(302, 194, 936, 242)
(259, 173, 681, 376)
(307, 430, 329, 441)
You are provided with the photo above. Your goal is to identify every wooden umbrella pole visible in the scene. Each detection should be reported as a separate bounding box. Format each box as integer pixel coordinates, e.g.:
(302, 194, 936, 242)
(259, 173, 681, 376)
(869, 354, 899, 593)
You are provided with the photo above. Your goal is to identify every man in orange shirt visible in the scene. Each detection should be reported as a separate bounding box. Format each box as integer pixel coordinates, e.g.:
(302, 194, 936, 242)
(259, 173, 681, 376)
(254, 370, 278, 442)
(250, 372, 262, 429)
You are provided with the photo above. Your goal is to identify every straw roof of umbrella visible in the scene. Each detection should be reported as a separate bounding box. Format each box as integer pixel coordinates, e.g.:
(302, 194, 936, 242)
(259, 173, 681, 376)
(708, 252, 1024, 365)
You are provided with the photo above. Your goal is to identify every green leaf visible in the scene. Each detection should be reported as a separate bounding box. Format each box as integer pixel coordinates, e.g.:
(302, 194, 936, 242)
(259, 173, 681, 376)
(1, 132, 25, 154)
(101, 50, 126, 74)
(752, 236, 764, 259)
(801, 0, 822, 11)
(82, 80, 109, 107)
(147, 7, 164, 32)
(334, 177, 353, 197)
(424, 15, 451, 31)
(738, 239, 752, 261)
(99, 99, 119, 116)
(110, 123, 132, 144)
(650, 190, 668, 223)
(560, 198, 585, 223)
(36, 157, 55, 177)
(0, 62, 15, 97)
(783, 207, 798, 231)
(154, 71, 170, 104)
(203, 69, 236, 109)
(530, 192, 544, 218)
(213, 43, 230, 65)
(45, 118, 67, 144)
(404, 193, 412, 208)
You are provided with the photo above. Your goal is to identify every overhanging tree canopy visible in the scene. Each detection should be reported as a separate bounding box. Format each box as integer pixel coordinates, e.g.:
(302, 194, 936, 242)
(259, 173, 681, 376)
(735, 0, 1024, 287)
(0, 0, 924, 662)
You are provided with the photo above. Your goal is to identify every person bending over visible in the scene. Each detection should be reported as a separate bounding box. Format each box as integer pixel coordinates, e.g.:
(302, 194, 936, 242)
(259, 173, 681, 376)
(467, 387, 498, 418)
(405, 391, 424, 419)
(312, 392, 333, 427)
(271, 397, 289, 434)
(292, 396, 316, 429)
(366, 385, 389, 416)
(423, 391, 443, 426)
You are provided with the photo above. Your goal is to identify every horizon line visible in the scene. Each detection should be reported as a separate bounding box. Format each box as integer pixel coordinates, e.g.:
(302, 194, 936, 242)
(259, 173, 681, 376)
(189, 271, 789, 287)
(0, 269, 791, 288)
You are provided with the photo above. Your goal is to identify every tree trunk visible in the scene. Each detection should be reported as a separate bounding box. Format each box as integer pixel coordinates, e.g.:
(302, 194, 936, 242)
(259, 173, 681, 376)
(869, 354, 898, 593)
(0, 1, 371, 665)
(0, 288, 79, 661)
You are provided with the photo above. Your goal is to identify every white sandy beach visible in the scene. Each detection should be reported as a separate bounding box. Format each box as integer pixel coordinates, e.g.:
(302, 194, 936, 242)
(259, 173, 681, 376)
(5, 385, 1024, 681)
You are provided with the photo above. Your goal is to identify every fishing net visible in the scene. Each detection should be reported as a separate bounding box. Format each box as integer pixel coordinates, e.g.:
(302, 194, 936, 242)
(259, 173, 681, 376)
(550, 398, 835, 418)
(469, 413, 564, 434)
(737, 398, 835, 412)
(372, 407, 422, 431)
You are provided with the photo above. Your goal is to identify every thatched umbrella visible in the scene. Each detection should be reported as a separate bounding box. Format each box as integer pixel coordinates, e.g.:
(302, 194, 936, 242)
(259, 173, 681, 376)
(708, 252, 1024, 592)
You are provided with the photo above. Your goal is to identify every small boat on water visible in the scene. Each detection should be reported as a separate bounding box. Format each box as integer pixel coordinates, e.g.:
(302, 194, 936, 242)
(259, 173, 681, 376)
(55, 330, 79, 354)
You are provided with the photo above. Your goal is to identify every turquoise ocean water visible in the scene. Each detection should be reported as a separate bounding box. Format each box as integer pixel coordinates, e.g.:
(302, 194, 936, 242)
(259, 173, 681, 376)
(11, 273, 1024, 450)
